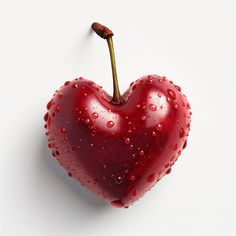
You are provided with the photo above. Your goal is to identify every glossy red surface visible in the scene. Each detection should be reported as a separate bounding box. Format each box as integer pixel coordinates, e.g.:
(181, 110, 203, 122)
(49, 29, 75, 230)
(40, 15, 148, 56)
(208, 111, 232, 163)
(44, 75, 191, 208)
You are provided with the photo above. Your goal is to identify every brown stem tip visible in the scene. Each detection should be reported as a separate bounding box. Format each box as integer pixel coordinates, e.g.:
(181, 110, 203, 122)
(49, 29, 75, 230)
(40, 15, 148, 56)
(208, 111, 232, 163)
(91, 22, 114, 39)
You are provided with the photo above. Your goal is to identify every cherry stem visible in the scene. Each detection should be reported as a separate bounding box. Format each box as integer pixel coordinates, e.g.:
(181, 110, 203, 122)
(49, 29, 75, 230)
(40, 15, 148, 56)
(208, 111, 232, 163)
(91, 22, 123, 104)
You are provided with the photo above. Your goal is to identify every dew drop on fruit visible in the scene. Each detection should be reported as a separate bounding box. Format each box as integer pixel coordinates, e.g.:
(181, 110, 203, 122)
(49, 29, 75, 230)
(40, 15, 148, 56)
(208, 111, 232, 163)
(124, 137, 131, 144)
(115, 176, 123, 184)
(46, 99, 53, 110)
(147, 173, 156, 183)
(107, 121, 114, 128)
(84, 93, 87, 96)
(131, 153, 137, 159)
(73, 83, 79, 88)
(148, 104, 157, 111)
(166, 168, 172, 174)
(64, 81, 70, 86)
(132, 85, 137, 91)
(44, 112, 49, 121)
(152, 131, 157, 137)
(167, 89, 176, 100)
(141, 116, 146, 121)
(85, 118, 90, 124)
(174, 103, 179, 110)
(55, 105, 60, 113)
(156, 123, 162, 131)
(91, 112, 98, 119)
(139, 150, 144, 156)
(183, 140, 187, 149)
(130, 175, 136, 181)
(55, 150, 60, 156)
(179, 128, 185, 138)
(60, 127, 66, 134)
(175, 85, 181, 91)
(166, 97, 172, 103)
(136, 104, 141, 108)
(147, 76, 153, 84)
(111, 199, 124, 208)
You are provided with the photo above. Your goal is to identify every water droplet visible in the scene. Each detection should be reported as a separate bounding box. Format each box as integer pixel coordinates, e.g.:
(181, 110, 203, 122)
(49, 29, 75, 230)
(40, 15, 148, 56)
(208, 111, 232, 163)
(48, 143, 52, 149)
(167, 89, 176, 100)
(90, 143, 94, 147)
(142, 105, 146, 109)
(175, 85, 181, 91)
(156, 123, 162, 131)
(44, 112, 49, 121)
(60, 127, 66, 134)
(141, 116, 146, 121)
(183, 140, 187, 149)
(91, 112, 98, 119)
(64, 81, 70, 86)
(139, 150, 144, 156)
(124, 137, 131, 144)
(55, 150, 60, 156)
(166, 97, 172, 103)
(85, 118, 90, 124)
(147, 76, 153, 84)
(147, 173, 156, 183)
(107, 121, 114, 128)
(115, 176, 123, 184)
(64, 136, 68, 141)
(136, 104, 141, 108)
(179, 128, 185, 138)
(55, 105, 60, 113)
(73, 83, 79, 88)
(128, 129, 132, 133)
(166, 168, 172, 174)
(148, 104, 157, 111)
(152, 131, 157, 136)
(84, 93, 87, 96)
(131, 153, 137, 159)
(111, 200, 124, 208)
(46, 99, 53, 110)
(174, 103, 179, 110)
(130, 175, 136, 181)
(158, 93, 162, 97)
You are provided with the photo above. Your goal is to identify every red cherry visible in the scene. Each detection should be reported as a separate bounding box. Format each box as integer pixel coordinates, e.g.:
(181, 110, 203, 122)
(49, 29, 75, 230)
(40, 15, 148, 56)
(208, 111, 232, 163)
(44, 22, 191, 208)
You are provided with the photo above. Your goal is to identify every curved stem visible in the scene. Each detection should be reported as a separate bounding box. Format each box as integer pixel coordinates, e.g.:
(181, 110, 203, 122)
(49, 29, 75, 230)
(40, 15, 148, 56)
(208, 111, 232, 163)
(91, 22, 123, 104)
(106, 37, 122, 104)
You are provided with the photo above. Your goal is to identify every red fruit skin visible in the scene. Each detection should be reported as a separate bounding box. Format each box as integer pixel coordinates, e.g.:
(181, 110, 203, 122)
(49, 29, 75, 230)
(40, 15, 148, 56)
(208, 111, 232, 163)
(44, 75, 191, 208)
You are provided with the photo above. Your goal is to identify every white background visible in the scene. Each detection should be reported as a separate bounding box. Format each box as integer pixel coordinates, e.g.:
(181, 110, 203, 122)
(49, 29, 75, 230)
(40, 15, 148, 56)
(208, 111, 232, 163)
(0, 0, 236, 235)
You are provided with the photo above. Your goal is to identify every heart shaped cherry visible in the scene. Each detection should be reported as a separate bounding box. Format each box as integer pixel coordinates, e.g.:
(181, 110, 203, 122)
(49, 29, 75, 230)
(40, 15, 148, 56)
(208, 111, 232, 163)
(44, 22, 191, 208)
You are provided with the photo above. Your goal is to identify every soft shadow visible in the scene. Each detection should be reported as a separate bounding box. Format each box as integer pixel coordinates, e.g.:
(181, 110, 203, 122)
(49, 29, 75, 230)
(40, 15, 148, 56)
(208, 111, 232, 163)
(40, 135, 108, 209)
